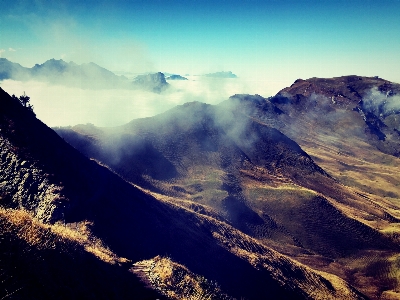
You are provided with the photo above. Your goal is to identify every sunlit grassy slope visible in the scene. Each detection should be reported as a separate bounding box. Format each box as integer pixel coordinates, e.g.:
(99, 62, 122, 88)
(267, 76, 400, 299)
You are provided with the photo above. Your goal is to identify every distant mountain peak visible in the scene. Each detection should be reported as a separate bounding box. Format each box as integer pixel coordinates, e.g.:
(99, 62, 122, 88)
(32, 58, 70, 73)
(166, 74, 188, 80)
(132, 72, 169, 93)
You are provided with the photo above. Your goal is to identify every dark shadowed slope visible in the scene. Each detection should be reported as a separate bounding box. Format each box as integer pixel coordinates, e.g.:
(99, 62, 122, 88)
(0, 208, 166, 300)
(0, 87, 365, 299)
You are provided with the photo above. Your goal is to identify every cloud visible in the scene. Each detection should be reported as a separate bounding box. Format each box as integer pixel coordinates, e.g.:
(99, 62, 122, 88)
(362, 87, 400, 117)
(0, 75, 278, 128)
(168, 75, 278, 104)
(0, 79, 167, 127)
(0, 47, 18, 59)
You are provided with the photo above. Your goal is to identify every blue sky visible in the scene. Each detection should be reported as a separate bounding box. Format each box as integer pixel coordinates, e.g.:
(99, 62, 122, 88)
(1, 0, 400, 84)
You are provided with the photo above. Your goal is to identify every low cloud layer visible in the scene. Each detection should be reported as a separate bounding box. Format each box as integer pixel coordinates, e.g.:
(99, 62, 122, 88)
(362, 87, 400, 117)
(0, 76, 279, 127)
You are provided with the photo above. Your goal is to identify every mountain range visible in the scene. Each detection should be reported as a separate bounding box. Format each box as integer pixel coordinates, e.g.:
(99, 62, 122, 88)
(0, 58, 169, 92)
(1, 74, 400, 299)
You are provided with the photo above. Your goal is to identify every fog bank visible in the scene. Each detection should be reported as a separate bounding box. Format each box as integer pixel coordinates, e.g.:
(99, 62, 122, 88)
(0, 76, 280, 127)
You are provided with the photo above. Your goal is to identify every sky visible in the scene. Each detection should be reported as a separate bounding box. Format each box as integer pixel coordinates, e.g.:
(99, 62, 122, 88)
(1, 0, 400, 127)
(1, 0, 400, 82)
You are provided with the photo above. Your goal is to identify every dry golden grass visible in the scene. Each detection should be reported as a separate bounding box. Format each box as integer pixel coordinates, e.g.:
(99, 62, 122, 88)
(208, 217, 362, 300)
(381, 290, 400, 300)
(144, 165, 396, 299)
(238, 169, 400, 300)
(0, 207, 129, 265)
(300, 133, 400, 205)
(297, 129, 400, 234)
(261, 116, 400, 233)
(327, 251, 400, 299)
(132, 256, 233, 300)
(164, 166, 229, 209)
